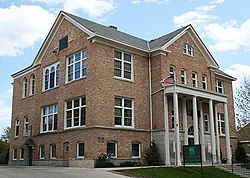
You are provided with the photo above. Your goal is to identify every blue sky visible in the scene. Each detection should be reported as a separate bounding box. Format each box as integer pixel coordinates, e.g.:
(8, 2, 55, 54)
(1, 0, 250, 135)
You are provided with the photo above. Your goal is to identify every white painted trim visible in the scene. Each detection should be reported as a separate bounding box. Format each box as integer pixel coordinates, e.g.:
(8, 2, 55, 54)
(132, 142, 141, 158)
(19, 148, 24, 160)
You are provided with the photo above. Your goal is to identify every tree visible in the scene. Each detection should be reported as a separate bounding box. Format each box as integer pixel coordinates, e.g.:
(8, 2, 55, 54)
(1, 127, 10, 143)
(235, 141, 248, 163)
(235, 77, 250, 129)
(145, 141, 161, 166)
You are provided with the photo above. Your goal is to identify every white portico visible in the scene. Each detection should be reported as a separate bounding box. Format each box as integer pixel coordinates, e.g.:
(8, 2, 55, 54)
(162, 83, 232, 166)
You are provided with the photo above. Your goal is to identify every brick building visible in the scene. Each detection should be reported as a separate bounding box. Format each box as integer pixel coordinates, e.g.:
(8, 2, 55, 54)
(237, 123, 250, 154)
(9, 11, 237, 167)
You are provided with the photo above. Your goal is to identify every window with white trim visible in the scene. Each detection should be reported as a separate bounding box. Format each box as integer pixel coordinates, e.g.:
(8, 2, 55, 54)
(23, 117, 30, 136)
(30, 74, 35, 95)
(50, 144, 56, 159)
(107, 141, 117, 158)
(182, 43, 193, 56)
(20, 148, 24, 160)
(39, 145, 45, 159)
(216, 79, 224, 94)
(13, 148, 17, 160)
(204, 114, 209, 132)
(202, 75, 207, 90)
(22, 77, 27, 98)
(41, 104, 58, 133)
(170, 66, 176, 79)
(181, 69, 187, 84)
(132, 142, 141, 158)
(114, 50, 133, 80)
(218, 113, 225, 135)
(67, 49, 87, 82)
(114, 97, 133, 127)
(171, 109, 174, 129)
(66, 97, 86, 128)
(15, 119, 19, 137)
(43, 63, 60, 91)
(192, 72, 198, 87)
(77, 142, 84, 158)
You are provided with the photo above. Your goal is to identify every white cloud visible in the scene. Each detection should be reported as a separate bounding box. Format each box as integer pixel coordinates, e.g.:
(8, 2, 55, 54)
(132, 0, 141, 4)
(0, 5, 56, 57)
(0, 89, 12, 133)
(224, 64, 250, 88)
(131, 0, 170, 5)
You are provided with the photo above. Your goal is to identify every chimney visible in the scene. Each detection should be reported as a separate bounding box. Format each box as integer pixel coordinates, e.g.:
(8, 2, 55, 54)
(109, 25, 118, 30)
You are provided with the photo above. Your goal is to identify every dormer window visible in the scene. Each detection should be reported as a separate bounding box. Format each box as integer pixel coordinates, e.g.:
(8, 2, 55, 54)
(59, 36, 68, 51)
(182, 43, 193, 56)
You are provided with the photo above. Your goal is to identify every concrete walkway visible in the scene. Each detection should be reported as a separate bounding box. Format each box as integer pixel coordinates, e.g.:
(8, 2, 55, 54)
(215, 164, 250, 178)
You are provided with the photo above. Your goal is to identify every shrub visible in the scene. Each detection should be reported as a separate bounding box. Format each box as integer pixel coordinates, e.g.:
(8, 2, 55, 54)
(145, 140, 161, 166)
(120, 161, 138, 167)
(235, 141, 248, 163)
(94, 153, 115, 168)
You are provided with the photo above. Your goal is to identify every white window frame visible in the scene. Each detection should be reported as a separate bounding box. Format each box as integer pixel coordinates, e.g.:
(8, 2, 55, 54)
(182, 43, 193, 56)
(15, 119, 19, 137)
(29, 74, 35, 96)
(218, 113, 225, 135)
(50, 144, 56, 159)
(169, 65, 176, 81)
(39, 145, 45, 159)
(192, 72, 198, 87)
(66, 49, 87, 83)
(22, 77, 27, 98)
(114, 97, 134, 128)
(216, 79, 224, 94)
(20, 148, 24, 160)
(77, 142, 85, 158)
(204, 114, 209, 132)
(114, 50, 134, 81)
(132, 142, 141, 158)
(181, 69, 187, 84)
(41, 104, 58, 133)
(65, 97, 86, 129)
(13, 149, 17, 160)
(43, 62, 60, 91)
(202, 75, 207, 90)
(107, 141, 117, 158)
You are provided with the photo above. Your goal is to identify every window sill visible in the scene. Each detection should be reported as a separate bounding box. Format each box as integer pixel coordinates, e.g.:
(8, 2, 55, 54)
(132, 156, 141, 159)
(14, 136, 19, 139)
(65, 76, 87, 85)
(114, 76, 135, 83)
(42, 86, 60, 93)
(115, 125, 134, 129)
(40, 158, 45, 160)
(183, 53, 193, 57)
(40, 130, 58, 134)
(76, 156, 85, 159)
(64, 125, 86, 130)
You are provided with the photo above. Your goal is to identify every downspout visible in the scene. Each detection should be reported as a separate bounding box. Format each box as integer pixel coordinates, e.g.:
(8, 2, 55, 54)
(147, 42, 153, 142)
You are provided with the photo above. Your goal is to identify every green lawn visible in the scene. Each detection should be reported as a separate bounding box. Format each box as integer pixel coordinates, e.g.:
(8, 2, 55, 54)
(118, 166, 241, 178)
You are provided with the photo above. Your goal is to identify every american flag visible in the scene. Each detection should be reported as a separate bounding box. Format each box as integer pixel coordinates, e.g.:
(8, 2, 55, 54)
(160, 74, 175, 84)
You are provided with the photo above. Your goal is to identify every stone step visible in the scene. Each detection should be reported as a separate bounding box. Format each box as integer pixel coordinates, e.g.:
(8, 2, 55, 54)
(215, 164, 250, 178)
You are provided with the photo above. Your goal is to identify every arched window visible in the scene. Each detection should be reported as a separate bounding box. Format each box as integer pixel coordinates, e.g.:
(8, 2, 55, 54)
(43, 62, 60, 91)
(50, 66, 55, 88)
(22, 77, 27, 98)
(30, 74, 35, 95)
(45, 69, 49, 90)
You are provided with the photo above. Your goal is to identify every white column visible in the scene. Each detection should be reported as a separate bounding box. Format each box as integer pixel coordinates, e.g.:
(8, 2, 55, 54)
(214, 104, 221, 163)
(193, 96, 199, 144)
(182, 98, 188, 145)
(164, 94, 170, 165)
(209, 99, 217, 163)
(199, 101, 206, 161)
(173, 92, 181, 166)
(224, 102, 232, 164)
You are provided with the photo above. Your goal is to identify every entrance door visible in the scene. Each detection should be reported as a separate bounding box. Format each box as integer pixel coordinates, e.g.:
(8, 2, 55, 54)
(188, 138, 194, 146)
(28, 146, 33, 166)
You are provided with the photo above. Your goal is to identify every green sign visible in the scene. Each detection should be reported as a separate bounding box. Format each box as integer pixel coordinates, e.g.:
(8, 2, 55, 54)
(183, 145, 201, 163)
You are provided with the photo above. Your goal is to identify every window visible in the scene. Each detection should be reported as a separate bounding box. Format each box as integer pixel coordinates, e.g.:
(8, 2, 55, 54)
(22, 77, 27, 98)
(30, 74, 35, 95)
(43, 63, 60, 91)
(67, 50, 87, 82)
(23, 117, 30, 136)
(181, 69, 187, 84)
(192, 72, 198, 87)
(114, 50, 133, 80)
(114, 97, 133, 127)
(202, 75, 207, 90)
(13, 149, 17, 160)
(132, 143, 141, 158)
(216, 79, 224, 94)
(170, 65, 176, 79)
(66, 97, 86, 128)
(182, 43, 193, 56)
(171, 109, 174, 129)
(41, 104, 58, 133)
(15, 119, 19, 137)
(107, 142, 117, 158)
(20, 148, 24, 160)
(77, 142, 84, 158)
(59, 36, 68, 51)
(40, 145, 45, 159)
(204, 114, 209, 132)
(50, 144, 56, 159)
(218, 114, 225, 135)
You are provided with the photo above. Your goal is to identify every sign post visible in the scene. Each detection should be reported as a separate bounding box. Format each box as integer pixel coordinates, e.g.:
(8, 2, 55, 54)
(183, 144, 202, 173)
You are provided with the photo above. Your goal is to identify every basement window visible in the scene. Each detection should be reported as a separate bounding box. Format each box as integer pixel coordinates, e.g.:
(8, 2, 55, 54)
(59, 36, 68, 51)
